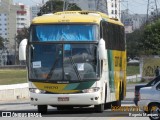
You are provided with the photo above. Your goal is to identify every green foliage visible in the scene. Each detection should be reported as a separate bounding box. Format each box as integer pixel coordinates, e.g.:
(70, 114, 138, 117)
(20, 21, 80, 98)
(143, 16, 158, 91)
(141, 19, 160, 55)
(37, 0, 81, 16)
(16, 27, 29, 46)
(0, 36, 4, 48)
(126, 18, 160, 57)
(126, 29, 143, 58)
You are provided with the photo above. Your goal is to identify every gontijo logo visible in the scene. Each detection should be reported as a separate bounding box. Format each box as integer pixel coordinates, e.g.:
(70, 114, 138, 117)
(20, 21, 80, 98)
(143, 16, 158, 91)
(44, 86, 58, 89)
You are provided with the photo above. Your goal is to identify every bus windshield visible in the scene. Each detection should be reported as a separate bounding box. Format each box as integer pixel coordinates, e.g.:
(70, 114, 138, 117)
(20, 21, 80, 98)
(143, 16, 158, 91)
(31, 24, 98, 42)
(29, 43, 99, 81)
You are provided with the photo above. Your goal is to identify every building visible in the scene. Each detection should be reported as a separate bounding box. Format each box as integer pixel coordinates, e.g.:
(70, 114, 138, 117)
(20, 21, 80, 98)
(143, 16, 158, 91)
(0, 0, 30, 65)
(15, 3, 30, 31)
(107, 0, 120, 19)
(121, 9, 147, 33)
(30, 4, 41, 21)
(0, 0, 18, 58)
(67, 0, 121, 20)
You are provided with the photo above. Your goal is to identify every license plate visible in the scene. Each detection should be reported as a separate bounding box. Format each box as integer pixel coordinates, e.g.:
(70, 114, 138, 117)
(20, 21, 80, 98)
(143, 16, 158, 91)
(58, 97, 69, 101)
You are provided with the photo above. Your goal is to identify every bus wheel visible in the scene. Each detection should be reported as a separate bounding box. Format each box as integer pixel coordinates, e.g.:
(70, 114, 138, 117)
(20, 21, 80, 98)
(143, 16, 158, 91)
(94, 104, 104, 113)
(37, 105, 48, 114)
(112, 100, 121, 107)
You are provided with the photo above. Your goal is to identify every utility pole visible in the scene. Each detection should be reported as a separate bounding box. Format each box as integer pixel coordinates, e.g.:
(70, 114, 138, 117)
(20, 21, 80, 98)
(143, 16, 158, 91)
(96, 0, 108, 14)
(154, 0, 158, 19)
(42, 0, 44, 4)
(146, 0, 158, 23)
(14, 34, 17, 65)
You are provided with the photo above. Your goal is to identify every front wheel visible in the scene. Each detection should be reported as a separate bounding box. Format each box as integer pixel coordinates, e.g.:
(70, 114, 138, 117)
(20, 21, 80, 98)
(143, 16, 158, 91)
(37, 105, 48, 114)
(94, 104, 104, 113)
(148, 103, 160, 120)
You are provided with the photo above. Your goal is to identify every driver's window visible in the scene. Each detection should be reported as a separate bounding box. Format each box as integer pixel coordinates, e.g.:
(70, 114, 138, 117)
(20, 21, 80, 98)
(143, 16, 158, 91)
(156, 83, 160, 90)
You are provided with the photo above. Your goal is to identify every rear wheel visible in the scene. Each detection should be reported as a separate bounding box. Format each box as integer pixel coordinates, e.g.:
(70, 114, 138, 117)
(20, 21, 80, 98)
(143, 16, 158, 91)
(148, 103, 160, 120)
(37, 105, 47, 114)
(94, 104, 104, 113)
(112, 100, 121, 107)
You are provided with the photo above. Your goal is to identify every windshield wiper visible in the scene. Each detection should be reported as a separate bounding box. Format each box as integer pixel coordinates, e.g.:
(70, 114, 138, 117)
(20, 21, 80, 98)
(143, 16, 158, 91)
(69, 56, 81, 81)
(46, 56, 59, 80)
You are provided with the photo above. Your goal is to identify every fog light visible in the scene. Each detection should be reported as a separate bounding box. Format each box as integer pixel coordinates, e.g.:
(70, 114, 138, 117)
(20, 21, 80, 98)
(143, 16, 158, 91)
(95, 97, 98, 100)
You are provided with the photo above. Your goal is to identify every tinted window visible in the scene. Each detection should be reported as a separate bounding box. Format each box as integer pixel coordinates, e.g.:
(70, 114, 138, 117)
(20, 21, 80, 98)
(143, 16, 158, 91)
(101, 21, 125, 51)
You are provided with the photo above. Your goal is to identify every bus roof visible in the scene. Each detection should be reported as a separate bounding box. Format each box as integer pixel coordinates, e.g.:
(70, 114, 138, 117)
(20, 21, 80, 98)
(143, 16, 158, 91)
(32, 11, 123, 26)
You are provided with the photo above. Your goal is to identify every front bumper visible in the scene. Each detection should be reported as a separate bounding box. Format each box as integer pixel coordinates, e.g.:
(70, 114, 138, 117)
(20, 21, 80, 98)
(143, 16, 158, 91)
(30, 92, 102, 106)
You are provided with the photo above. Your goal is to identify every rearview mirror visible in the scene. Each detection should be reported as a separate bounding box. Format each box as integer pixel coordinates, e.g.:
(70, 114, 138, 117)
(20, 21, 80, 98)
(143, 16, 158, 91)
(98, 38, 107, 60)
(19, 39, 27, 60)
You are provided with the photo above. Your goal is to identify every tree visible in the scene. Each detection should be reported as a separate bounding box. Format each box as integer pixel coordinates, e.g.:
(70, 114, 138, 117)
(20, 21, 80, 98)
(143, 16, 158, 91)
(0, 36, 4, 48)
(16, 27, 29, 46)
(37, 0, 81, 16)
(126, 29, 144, 59)
(140, 19, 160, 55)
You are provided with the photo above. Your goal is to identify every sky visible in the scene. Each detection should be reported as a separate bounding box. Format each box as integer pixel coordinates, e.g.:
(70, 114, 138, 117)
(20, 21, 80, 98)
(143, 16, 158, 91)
(13, 0, 160, 15)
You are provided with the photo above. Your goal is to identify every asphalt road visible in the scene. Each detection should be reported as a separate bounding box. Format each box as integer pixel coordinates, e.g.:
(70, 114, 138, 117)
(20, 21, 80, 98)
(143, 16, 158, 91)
(0, 83, 150, 120)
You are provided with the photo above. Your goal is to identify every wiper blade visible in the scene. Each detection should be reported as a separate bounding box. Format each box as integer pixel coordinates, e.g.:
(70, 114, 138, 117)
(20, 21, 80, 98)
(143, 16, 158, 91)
(69, 56, 81, 81)
(46, 57, 59, 80)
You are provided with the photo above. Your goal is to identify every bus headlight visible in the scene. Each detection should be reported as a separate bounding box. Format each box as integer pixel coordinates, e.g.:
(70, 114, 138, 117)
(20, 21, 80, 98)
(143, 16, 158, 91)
(82, 87, 100, 93)
(29, 88, 46, 94)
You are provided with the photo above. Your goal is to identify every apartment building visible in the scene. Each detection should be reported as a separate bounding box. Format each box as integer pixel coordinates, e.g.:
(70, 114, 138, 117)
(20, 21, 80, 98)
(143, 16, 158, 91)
(15, 3, 30, 31)
(30, 4, 41, 21)
(121, 9, 147, 33)
(0, 0, 18, 55)
(67, 0, 121, 20)
(0, 0, 30, 65)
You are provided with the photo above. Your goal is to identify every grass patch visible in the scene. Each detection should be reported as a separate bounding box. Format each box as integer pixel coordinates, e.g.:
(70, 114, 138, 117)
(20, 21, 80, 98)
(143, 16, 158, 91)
(127, 65, 139, 76)
(0, 69, 27, 85)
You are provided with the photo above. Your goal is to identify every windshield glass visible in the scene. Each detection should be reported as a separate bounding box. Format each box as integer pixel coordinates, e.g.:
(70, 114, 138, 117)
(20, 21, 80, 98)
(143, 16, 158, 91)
(31, 24, 98, 41)
(29, 44, 99, 81)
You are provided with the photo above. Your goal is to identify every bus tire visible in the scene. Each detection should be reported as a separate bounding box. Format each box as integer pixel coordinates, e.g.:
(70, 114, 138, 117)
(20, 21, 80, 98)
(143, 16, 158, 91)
(94, 104, 104, 113)
(120, 82, 124, 100)
(112, 100, 121, 107)
(37, 105, 48, 114)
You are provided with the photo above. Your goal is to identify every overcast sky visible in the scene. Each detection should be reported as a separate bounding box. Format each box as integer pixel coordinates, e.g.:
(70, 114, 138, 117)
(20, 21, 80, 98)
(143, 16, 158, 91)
(13, 0, 160, 14)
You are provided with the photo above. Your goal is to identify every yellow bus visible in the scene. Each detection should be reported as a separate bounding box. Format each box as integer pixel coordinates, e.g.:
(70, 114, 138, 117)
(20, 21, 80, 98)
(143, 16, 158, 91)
(19, 11, 126, 113)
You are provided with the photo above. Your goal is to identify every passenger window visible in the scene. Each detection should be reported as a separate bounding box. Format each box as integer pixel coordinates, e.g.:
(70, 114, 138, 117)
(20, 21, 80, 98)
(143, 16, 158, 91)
(156, 83, 160, 90)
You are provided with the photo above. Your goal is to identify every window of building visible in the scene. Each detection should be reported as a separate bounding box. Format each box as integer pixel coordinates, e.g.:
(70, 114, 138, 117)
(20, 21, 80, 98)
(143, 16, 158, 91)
(111, 10, 114, 14)
(115, 10, 117, 14)
(112, 3, 114, 7)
